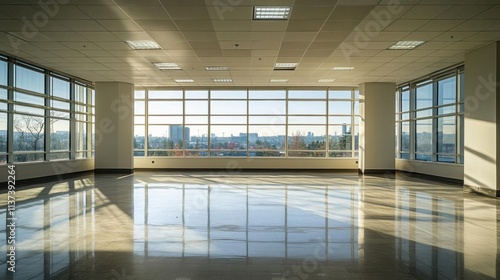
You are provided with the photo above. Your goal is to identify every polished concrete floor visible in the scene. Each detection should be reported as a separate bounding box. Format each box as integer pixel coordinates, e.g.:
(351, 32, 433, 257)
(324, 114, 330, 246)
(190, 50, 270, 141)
(0, 171, 499, 280)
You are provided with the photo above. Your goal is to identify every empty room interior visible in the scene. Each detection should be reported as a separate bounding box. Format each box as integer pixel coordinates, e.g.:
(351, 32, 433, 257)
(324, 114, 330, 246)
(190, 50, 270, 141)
(1, 0, 500, 279)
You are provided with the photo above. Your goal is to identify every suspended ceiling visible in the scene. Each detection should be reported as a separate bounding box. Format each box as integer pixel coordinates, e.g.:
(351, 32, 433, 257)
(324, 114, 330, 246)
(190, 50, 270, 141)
(0, 0, 499, 87)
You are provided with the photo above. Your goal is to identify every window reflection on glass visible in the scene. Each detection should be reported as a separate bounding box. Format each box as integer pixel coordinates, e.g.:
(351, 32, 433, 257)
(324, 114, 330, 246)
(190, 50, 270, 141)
(0, 60, 7, 86)
(415, 119, 432, 161)
(438, 76, 456, 106)
(15, 65, 45, 93)
(437, 116, 455, 163)
(51, 77, 70, 100)
(416, 83, 432, 109)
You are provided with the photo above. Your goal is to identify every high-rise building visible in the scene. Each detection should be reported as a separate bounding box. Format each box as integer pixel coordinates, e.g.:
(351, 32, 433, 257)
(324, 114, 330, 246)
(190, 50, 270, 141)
(170, 125, 190, 143)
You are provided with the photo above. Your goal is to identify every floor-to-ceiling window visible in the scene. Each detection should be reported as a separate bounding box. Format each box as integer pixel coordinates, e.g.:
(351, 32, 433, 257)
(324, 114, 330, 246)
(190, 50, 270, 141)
(134, 88, 359, 159)
(396, 65, 464, 163)
(0, 54, 94, 164)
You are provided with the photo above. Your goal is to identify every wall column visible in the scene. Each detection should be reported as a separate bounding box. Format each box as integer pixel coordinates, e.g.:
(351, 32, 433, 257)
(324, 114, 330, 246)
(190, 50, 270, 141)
(95, 82, 134, 172)
(464, 42, 500, 197)
(359, 82, 396, 173)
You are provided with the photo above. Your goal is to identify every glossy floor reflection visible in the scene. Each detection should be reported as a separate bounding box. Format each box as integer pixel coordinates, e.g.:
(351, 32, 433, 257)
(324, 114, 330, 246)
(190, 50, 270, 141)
(1, 171, 499, 279)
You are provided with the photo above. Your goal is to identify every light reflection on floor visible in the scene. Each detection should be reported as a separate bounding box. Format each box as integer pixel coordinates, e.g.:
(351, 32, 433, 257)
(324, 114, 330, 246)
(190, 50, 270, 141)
(0, 171, 498, 280)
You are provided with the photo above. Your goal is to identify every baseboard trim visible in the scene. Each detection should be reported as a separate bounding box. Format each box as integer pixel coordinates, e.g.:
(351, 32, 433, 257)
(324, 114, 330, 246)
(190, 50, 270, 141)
(134, 168, 358, 173)
(464, 184, 500, 198)
(94, 168, 134, 174)
(358, 169, 396, 174)
(0, 170, 94, 189)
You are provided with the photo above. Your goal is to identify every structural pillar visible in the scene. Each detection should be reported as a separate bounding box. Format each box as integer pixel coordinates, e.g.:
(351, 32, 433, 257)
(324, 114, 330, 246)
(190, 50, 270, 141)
(95, 82, 134, 172)
(464, 42, 500, 197)
(359, 82, 396, 173)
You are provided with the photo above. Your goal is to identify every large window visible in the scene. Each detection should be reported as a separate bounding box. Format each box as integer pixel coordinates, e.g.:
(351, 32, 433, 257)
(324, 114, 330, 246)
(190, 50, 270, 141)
(134, 89, 359, 158)
(396, 66, 464, 163)
(0, 55, 94, 163)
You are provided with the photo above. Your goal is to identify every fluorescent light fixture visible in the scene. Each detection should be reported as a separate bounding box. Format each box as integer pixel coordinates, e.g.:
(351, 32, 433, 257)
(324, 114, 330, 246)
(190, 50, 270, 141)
(175, 79, 194, 83)
(270, 79, 288, 83)
(126, 40, 161, 50)
(153, 62, 181, 70)
(254, 6, 291, 20)
(318, 79, 335, 83)
(274, 63, 297, 70)
(205, 66, 229, 71)
(388, 41, 425, 50)
(212, 78, 232, 83)
(332, 67, 354, 71)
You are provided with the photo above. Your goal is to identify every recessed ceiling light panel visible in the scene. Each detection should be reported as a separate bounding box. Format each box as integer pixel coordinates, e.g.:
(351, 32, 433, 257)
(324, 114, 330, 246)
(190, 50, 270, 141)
(254, 6, 291, 20)
(175, 79, 194, 83)
(332, 67, 354, 71)
(274, 63, 297, 70)
(212, 78, 233, 83)
(270, 79, 288, 83)
(153, 62, 181, 70)
(388, 41, 425, 50)
(205, 66, 229, 71)
(318, 79, 335, 83)
(126, 40, 161, 50)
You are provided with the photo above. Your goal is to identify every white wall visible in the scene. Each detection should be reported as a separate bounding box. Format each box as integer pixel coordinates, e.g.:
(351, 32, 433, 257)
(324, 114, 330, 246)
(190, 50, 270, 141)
(0, 159, 94, 183)
(95, 82, 134, 171)
(135, 157, 358, 170)
(464, 42, 499, 196)
(359, 82, 396, 172)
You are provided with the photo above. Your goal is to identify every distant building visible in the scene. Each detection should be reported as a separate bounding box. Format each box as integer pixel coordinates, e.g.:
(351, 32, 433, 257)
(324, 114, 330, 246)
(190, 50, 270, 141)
(170, 125, 190, 142)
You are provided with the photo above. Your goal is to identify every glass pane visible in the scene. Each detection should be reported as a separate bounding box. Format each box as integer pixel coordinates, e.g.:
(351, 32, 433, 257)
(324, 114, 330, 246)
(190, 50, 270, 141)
(288, 90, 326, 99)
(185, 90, 208, 99)
(416, 83, 432, 109)
(75, 121, 87, 151)
(0, 113, 7, 153)
(329, 116, 352, 125)
(249, 90, 286, 99)
(249, 100, 286, 115)
(459, 114, 464, 163)
(13, 114, 45, 152)
(211, 116, 246, 124)
(50, 152, 70, 160)
(15, 65, 45, 93)
(459, 72, 464, 102)
(135, 101, 145, 115)
(248, 126, 285, 157)
(148, 125, 187, 149)
(185, 125, 208, 154)
(354, 125, 359, 151)
(211, 90, 246, 99)
(15, 92, 44, 106)
(14, 153, 44, 162)
(416, 109, 432, 118)
(329, 125, 352, 151)
(51, 119, 69, 151)
(185, 116, 208, 124)
(211, 100, 246, 115)
(148, 101, 183, 115)
(0, 88, 7, 100)
(75, 84, 87, 103)
(134, 125, 145, 150)
(287, 125, 326, 153)
(134, 90, 145, 99)
(438, 76, 456, 106)
(52, 77, 70, 99)
(437, 116, 455, 160)
(148, 90, 183, 99)
(185, 100, 208, 115)
(415, 119, 432, 161)
(210, 125, 247, 154)
(15, 105, 44, 115)
(134, 116, 145, 124)
(329, 101, 352, 115)
(289, 101, 326, 115)
(52, 100, 70, 111)
(438, 105, 455, 115)
(148, 116, 183, 125)
(401, 121, 410, 152)
(401, 90, 410, 112)
(51, 110, 70, 119)
(329, 90, 352, 99)
(0, 60, 6, 86)
(288, 116, 326, 125)
(249, 116, 286, 125)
